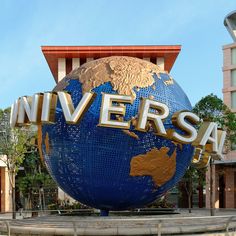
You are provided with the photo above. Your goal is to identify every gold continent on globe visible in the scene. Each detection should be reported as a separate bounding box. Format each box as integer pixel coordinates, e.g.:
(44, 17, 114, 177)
(53, 56, 171, 95)
(130, 147, 177, 187)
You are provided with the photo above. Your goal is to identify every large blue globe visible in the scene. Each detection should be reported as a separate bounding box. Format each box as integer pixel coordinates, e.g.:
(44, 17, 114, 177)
(40, 56, 194, 212)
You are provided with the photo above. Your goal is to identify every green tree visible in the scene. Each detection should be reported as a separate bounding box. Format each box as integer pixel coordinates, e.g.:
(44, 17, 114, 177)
(192, 94, 236, 215)
(0, 108, 28, 219)
(182, 166, 196, 213)
(193, 93, 236, 151)
(17, 144, 57, 210)
(180, 166, 206, 213)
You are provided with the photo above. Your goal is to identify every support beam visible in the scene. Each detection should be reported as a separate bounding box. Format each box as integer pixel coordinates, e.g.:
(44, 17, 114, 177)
(72, 58, 80, 70)
(156, 57, 165, 70)
(58, 58, 66, 82)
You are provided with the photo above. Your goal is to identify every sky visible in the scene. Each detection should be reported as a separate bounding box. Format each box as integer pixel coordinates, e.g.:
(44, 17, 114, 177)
(0, 0, 235, 109)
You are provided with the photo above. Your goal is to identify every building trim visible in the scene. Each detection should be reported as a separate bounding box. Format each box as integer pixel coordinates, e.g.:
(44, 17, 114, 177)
(223, 42, 236, 50)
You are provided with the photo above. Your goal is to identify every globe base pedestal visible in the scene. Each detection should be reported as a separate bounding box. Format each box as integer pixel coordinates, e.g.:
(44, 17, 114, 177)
(100, 210, 109, 216)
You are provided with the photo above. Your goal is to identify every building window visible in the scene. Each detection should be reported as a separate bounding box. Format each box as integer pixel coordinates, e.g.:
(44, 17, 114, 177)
(232, 70, 236, 86)
(232, 48, 236, 65)
(231, 91, 236, 109)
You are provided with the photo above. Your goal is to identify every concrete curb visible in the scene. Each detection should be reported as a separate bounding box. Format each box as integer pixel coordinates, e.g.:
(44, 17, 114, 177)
(0, 212, 236, 235)
(0, 222, 234, 235)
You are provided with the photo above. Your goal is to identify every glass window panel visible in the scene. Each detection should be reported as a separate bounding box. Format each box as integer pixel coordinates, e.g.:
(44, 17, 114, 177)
(231, 70, 236, 86)
(231, 91, 236, 109)
(232, 48, 236, 65)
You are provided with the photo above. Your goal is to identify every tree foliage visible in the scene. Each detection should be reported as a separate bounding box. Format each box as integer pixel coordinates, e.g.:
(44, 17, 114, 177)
(193, 93, 236, 150)
(0, 108, 56, 213)
(0, 108, 29, 218)
(17, 147, 57, 210)
(0, 109, 28, 181)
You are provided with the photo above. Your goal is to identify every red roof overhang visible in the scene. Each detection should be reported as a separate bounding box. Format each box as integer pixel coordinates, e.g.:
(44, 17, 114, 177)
(41, 45, 181, 83)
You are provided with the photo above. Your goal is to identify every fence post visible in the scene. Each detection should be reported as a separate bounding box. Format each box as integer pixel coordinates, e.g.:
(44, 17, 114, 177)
(157, 220, 162, 236)
(73, 221, 77, 236)
(5, 221, 10, 236)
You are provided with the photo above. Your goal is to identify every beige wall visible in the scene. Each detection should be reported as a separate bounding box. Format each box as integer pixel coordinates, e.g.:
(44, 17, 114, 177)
(0, 156, 12, 212)
(223, 42, 236, 113)
(1, 167, 12, 212)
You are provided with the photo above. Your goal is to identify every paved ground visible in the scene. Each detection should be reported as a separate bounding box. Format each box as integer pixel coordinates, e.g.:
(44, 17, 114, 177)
(0, 209, 236, 235)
